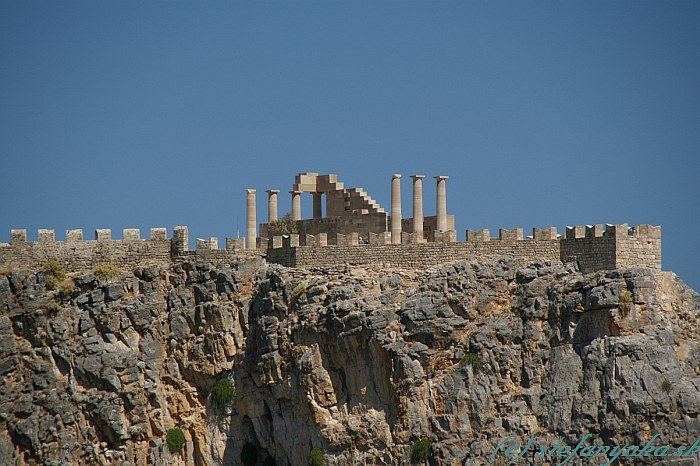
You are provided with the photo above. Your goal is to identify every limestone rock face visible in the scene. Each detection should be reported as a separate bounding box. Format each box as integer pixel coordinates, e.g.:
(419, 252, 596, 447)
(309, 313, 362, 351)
(0, 258, 698, 465)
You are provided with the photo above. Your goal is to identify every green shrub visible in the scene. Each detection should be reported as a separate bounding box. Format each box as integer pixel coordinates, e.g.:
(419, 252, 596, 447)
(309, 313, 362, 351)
(166, 428, 186, 453)
(211, 378, 236, 413)
(58, 278, 75, 298)
(459, 352, 482, 373)
(43, 259, 66, 280)
(619, 290, 633, 314)
(309, 447, 324, 466)
(411, 438, 433, 462)
(94, 263, 122, 281)
(47, 300, 61, 312)
(263, 456, 277, 466)
(267, 213, 298, 236)
(661, 378, 672, 394)
(291, 282, 306, 303)
(44, 259, 66, 290)
(241, 442, 258, 466)
(43, 260, 74, 297)
(45, 275, 59, 290)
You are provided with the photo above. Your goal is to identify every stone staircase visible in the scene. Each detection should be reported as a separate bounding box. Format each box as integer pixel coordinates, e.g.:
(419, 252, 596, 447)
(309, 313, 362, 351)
(345, 187, 385, 213)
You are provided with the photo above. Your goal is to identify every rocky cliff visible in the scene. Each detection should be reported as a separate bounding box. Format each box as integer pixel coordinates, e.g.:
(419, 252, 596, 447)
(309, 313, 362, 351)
(0, 257, 698, 465)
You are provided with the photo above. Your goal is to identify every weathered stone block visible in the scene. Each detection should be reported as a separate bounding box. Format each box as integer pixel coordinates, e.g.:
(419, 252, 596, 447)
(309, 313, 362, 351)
(565, 226, 586, 239)
(196, 238, 218, 251)
(533, 227, 557, 241)
(172, 226, 189, 253)
(10, 229, 27, 243)
(401, 232, 424, 244)
(95, 229, 112, 241)
(37, 229, 55, 242)
(434, 230, 457, 243)
(66, 229, 83, 242)
(637, 224, 661, 238)
(606, 224, 628, 237)
(466, 229, 490, 242)
(585, 224, 604, 238)
(369, 232, 391, 245)
(123, 229, 140, 241)
(105, 284, 124, 302)
(304, 234, 316, 246)
(225, 237, 244, 251)
(150, 228, 167, 240)
(499, 228, 523, 241)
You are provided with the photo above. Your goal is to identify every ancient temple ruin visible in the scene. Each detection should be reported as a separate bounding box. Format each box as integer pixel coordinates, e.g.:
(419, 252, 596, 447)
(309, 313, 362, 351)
(250, 172, 456, 249)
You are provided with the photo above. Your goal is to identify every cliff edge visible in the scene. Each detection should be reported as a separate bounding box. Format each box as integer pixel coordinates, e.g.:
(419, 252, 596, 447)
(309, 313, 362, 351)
(0, 257, 698, 465)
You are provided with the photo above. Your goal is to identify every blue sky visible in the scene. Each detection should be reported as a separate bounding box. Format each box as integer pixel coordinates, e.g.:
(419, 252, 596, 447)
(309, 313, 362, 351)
(1, 1, 698, 290)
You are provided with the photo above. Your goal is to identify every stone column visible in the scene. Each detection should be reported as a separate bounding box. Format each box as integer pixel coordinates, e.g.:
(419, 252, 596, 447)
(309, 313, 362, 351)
(312, 192, 323, 219)
(435, 176, 448, 232)
(246, 189, 257, 250)
(266, 190, 279, 222)
(411, 175, 425, 239)
(391, 174, 402, 244)
(291, 191, 302, 221)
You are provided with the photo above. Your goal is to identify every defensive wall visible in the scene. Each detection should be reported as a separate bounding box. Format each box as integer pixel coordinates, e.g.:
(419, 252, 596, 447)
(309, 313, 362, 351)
(266, 224, 661, 272)
(0, 226, 263, 273)
(0, 223, 660, 274)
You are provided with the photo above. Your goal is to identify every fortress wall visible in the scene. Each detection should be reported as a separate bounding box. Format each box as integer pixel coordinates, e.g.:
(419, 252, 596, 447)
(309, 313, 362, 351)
(1, 224, 661, 274)
(0, 229, 173, 272)
(267, 224, 662, 272)
(613, 224, 661, 271)
(559, 224, 661, 273)
(0, 227, 265, 273)
(181, 249, 265, 267)
(267, 239, 562, 269)
(560, 236, 616, 274)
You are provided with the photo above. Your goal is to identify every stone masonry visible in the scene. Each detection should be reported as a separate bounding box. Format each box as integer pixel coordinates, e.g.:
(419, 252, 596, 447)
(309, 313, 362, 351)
(266, 223, 661, 272)
(0, 227, 262, 273)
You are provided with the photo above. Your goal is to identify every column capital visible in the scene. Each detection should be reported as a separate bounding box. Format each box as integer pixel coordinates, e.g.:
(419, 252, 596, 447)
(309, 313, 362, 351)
(392, 173, 402, 179)
(266, 189, 280, 195)
(411, 175, 425, 180)
(246, 188, 256, 194)
(289, 190, 301, 195)
(434, 175, 449, 181)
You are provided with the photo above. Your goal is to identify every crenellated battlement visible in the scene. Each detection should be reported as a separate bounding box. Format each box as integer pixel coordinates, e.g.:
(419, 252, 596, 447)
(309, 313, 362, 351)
(0, 222, 661, 274)
(264, 223, 661, 272)
(0, 226, 264, 272)
(8, 227, 177, 244)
